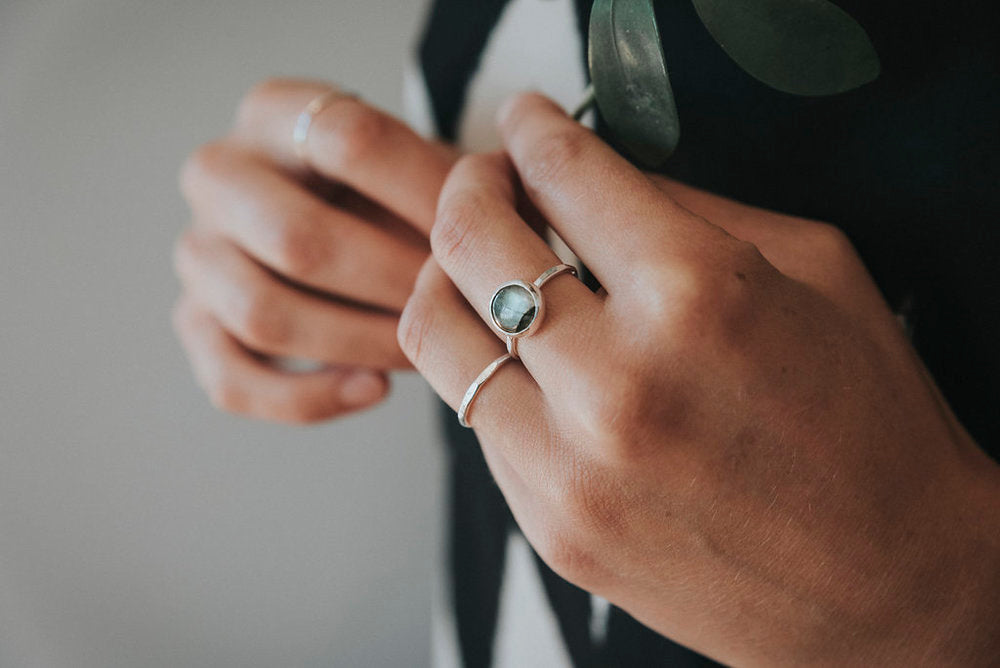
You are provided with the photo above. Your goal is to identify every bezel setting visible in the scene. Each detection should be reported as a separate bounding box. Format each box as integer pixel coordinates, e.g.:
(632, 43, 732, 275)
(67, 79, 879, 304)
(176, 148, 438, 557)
(489, 280, 545, 338)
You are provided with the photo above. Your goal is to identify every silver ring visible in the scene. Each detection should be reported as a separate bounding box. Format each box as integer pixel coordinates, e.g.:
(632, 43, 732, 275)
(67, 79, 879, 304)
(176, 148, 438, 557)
(292, 89, 343, 163)
(457, 353, 514, 428)
(489, 263, 578, 359)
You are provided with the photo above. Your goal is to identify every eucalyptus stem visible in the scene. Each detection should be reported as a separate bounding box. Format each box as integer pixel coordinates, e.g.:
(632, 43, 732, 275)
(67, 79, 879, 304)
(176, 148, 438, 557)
(571, 83, 596, 121)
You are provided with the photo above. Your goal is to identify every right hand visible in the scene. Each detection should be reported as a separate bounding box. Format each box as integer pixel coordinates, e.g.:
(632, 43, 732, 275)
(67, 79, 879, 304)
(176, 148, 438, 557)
(174, 78, 456, 423)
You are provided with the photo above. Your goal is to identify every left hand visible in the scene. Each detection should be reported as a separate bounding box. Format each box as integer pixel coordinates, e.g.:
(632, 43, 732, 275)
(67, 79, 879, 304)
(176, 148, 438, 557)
(173, 78, 455, 423)
(399, 93, 1000, 665)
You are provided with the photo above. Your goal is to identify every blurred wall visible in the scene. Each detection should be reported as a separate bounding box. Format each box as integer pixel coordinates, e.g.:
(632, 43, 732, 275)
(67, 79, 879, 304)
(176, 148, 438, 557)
(0, 1, 442, 666)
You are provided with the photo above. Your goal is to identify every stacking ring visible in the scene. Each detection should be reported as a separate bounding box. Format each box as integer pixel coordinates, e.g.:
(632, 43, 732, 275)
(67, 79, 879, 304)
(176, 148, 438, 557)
(489, 263, 578, 359)
(292, 89, 344, 162)
(457, 354, 514, 428)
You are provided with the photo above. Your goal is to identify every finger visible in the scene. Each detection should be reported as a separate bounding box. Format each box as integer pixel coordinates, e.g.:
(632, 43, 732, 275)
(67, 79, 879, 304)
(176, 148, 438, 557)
(398, 259, 552, 542)
(397, 258, 546, 437)
(232, 78, 455, 235)
(498, 92, 729, 286)
(431, 153, 602, 384)
(173, 295, 388, 423)
(174, 229, 409, 369)
(181, 142, 426, 312)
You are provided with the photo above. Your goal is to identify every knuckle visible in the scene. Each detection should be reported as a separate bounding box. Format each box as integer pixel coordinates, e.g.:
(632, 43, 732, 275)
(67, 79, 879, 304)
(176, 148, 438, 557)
(207, 376, 248, 416)
(172, 229, 214, 285)
(282, 393, 339, 425)
(452, 152, 495, 177)
(647, 255, 759, 345)
(585, 372, 652, 454)
(317, 99, 388, 170)
(430, 188, 489, 269)
(236, 287, 290, 350)
(714, 241, 770, 341)
(272, 207, 332, 278)
(636, 247, 775, 349)
(397, 291, 436, 366)
(498, 91, 537, 130)
(731, 238, 768, 270)
(235, 77, 286, 128)
(179, 141, 231, 198)
(640, 263, 716, 336)
(521, 129, 586, 190)
(577, 363, 687, 462)
(803, 222, 855, 261)
(673, 263, 724, 312)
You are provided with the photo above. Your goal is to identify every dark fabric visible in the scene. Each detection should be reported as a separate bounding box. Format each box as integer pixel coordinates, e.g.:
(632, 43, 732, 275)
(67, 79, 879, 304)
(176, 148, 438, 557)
(644, 0, 1000, 450)
(417, 0, 513, 141)
(441, 401, 516, 668)
(601, 607, 723, 668)
(420, 0, 999, 666)
(533, 553, 595, 668)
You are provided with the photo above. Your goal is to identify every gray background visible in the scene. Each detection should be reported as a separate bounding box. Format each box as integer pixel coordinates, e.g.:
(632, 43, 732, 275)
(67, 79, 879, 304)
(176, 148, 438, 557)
(0, 1, 443, 666)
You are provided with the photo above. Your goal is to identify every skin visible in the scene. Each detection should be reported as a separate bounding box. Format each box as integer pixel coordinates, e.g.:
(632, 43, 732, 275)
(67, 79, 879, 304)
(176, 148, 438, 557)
(176, 80, 1000, 664)
(401, 94, 1000, 664)
(174, 79, 455, 423)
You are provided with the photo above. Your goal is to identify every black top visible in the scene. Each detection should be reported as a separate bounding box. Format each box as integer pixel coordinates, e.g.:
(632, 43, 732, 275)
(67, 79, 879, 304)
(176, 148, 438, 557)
(418, 1, 999, 666)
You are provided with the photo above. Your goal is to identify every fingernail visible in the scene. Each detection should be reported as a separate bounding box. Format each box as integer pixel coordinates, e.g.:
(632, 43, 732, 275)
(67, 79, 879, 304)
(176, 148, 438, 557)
(341, 371, 386, 406)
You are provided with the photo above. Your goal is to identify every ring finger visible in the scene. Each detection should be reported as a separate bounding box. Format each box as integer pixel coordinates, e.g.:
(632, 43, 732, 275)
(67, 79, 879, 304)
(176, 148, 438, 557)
(430, 153, 604, 385)
(399, 259, 559, 473)
(399, 259, 566, 547)
(231, 78, 455, 234)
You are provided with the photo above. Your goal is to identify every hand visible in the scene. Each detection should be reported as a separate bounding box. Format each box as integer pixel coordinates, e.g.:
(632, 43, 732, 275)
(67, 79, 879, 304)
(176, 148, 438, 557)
(399, 93, 1000, 665)
(174, 79, 456, 423)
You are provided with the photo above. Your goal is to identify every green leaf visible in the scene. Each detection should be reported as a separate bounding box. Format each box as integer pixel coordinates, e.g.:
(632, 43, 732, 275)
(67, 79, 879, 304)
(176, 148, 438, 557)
(588, 0, 680, 166)
(690, 0, 881, 96)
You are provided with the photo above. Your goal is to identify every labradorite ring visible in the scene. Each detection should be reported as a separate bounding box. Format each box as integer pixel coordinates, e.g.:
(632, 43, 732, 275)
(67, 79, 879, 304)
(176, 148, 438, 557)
(489, 263, 578, 359)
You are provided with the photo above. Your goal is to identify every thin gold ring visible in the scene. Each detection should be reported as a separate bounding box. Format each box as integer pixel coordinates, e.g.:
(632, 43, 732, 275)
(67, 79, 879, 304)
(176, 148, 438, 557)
(457, 353, 514, 428)
(292, 89, 343, 163)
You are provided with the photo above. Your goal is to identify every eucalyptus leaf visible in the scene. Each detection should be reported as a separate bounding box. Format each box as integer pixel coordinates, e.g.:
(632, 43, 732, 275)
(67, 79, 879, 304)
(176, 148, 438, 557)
(690, 0, 881, 96)
(587, 0, 680, 166)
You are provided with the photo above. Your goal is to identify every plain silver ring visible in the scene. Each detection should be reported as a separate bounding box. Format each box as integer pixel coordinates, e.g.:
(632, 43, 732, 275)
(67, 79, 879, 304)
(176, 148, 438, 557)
(457, 353, 514, 428)
(292, 89, 343, 163)
(490, 263, 578, 359)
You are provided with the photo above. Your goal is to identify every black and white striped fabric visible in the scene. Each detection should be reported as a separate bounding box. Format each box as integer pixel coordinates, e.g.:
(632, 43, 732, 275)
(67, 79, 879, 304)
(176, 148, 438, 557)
(406, 1, 1000, 666)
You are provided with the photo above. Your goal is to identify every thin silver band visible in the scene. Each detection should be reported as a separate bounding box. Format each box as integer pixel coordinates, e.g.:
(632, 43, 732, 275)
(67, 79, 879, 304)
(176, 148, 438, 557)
(534, 263, 577, 289)
(457, 353, 513, 428)
(292, 89, 343, 162)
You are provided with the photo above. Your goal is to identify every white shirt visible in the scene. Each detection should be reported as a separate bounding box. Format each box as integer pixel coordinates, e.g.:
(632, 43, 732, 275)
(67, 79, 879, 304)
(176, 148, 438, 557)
(404, 1, 610, 666)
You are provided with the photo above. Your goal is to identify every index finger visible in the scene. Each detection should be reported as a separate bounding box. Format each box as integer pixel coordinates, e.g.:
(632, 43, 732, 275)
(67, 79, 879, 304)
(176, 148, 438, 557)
(498, 93, 727, 285)
(230, 78, 456, 235)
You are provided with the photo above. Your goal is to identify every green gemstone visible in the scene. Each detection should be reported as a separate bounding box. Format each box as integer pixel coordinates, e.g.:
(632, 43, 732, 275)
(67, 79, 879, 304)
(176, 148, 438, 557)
(491, 284, 537, 334)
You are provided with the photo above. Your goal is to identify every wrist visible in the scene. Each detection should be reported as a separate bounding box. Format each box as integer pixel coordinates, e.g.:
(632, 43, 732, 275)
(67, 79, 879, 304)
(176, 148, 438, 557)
(884, 457, 1000, 665)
